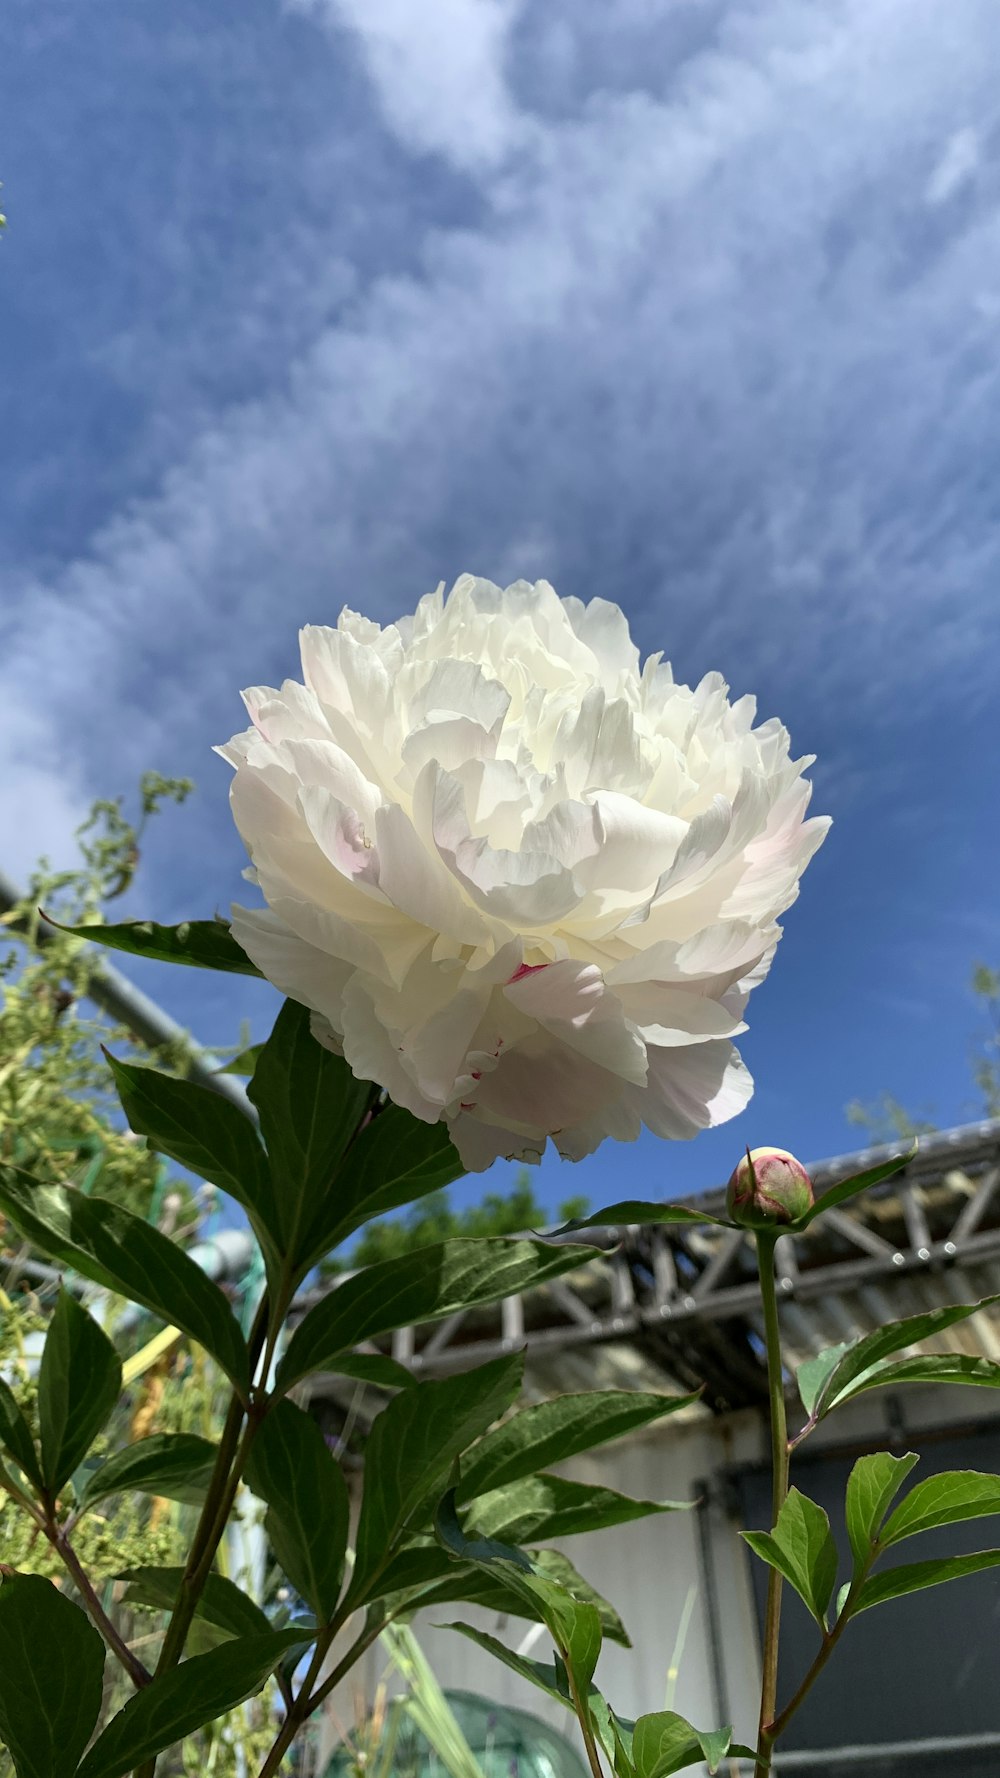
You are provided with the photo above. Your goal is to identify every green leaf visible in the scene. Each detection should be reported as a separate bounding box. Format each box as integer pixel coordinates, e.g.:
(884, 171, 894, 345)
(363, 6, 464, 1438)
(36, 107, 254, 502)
(325, 1352, 417, 1390)
(0, 1573, 105, 1778)
(0, 1176, 249, 1391)
(632, 1712, 735, 1778)
(52, 916, 261, 976)
(105, 1054, 274, 1264)
(853, 1549, 1000, 1615)
(845, 1452, 919, 1574)
(434, 1489, 602, 1694)
(217, 1044, 263, 1078)
(799, 1149, 916, 1227)
(117, 1566, 272, 1641)
(0, 1378, 43, 1492)
(795, 1344, 850, 1418)
(439, 1621, 571, 1710)
(803, 1296, 1000, 1422)
(80, 1433, 219, 1510)
(307, 1106, 465, 1263)
(595, 1703, 640, 1778)
(276, 1238, 600, 1393)
(467, 1473, 686, 1544)
(76, 1630, 307, 1778)
(348, 1352, 525, 1607)
(881, 1471, 1000, 1546)
(556, 1202, 727, 1235)
(244, 1399, 350, 1621)
(531, 1551, 631, 1648)
(247, 998, 376, 1267)
(742, 1488, 839, 1627)
(835, 1352, 1000, 1399)
(457, 1389, 698, 1502)
(394, 1548, 631, 1647)
(37, 1291, 122, 1495)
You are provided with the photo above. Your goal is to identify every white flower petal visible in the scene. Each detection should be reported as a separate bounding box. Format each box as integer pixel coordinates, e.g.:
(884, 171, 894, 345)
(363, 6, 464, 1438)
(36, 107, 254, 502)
(229, 904, 351, 1020)
(634, 1040, 754, 1140)
(221, 575, 827, 1167)
(503, 959, 648, 1085)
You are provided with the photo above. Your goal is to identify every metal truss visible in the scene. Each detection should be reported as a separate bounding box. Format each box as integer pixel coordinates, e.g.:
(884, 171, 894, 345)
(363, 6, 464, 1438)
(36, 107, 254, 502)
(299, 1116, 1000, 1413)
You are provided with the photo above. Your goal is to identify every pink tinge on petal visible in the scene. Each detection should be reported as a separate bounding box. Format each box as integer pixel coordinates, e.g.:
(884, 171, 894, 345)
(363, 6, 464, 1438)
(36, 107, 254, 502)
(508, 961, 550, 983)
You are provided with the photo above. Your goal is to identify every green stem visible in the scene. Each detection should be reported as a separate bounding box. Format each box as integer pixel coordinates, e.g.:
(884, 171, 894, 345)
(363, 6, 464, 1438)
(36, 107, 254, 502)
(563, 1664, 606, 1778)
(45, 1515, 151, 1689)
(136, 1296, 272, 1778)
(754, 1234, 789, 1778)
(256, 1617, 384, 1778)
(768, 1567, 869, 1741)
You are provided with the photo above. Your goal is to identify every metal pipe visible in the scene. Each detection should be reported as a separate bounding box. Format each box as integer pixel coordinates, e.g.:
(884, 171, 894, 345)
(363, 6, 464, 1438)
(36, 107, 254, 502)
(693, 1478, 730, 1728)
(0, 867, 256, 1120)
(759, 1728, 1000, 1768)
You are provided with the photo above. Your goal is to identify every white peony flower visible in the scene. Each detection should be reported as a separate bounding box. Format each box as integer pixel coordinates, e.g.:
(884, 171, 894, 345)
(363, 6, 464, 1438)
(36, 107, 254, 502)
(219, 576, 829, 1170)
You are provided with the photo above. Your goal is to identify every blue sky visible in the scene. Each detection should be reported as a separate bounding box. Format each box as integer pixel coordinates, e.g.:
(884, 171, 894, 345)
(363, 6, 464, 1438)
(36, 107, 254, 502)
(3, 0, 999, 1215)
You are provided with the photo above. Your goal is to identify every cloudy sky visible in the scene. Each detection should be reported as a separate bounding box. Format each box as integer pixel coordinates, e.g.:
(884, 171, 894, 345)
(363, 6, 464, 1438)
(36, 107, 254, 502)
(3, 0, 999, 1211)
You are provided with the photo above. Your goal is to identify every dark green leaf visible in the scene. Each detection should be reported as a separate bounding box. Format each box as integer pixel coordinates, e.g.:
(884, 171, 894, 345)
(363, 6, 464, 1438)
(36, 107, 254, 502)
(556, 1203, 727, 1235)
(632, 1712, 735, 1778)
(434, 1489, 534, 1575)
(0, 1573, 105, 1778)
(0, 1379, 42, 1492)
(76, 1631, 307, 1778)
(804, 1296, 1000, 1422)
(81, 1433, 219, 1509)
(117, 1567, 272, 1641)
(244, 1400, 350, 1621)
(348, 1353, 524, 1607)
(247, 998, 376, 1266)
(853, 1549, 1000, 1615)
(276, 1238, 600, 1393)
(458, 1389, 698, 1502)
(0, 1176, 249, 1391)
(37, 1291, 121, 1495)
(742, 1488, 839, 1627)
(306, 1107, 465, 1265)
(52, 916, 260, 976)
(845, 1452, 919, 1574)
(105, 1055, 273, 1262)
(881, 1471, 1000, 1546)
(324, 1352, 417, 1390)
(800, 1149, 916, 1228)
(467, 1473, 686, 1544)
(796, 1344, 850, 1419)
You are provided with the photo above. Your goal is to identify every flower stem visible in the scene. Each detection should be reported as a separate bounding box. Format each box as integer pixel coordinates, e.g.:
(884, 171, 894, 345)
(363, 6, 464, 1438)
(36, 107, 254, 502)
(256, 1617, 385, 1778)
(135, 1295, 272, 1778)
(753, 1233, 788, 1778)
(768, 1567, 869, 1741)
(45, 1517, 151, 1688)
(563, 1665, 606, 1778)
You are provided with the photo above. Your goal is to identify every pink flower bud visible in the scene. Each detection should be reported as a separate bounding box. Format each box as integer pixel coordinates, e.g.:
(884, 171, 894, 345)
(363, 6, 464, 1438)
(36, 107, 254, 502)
(726, 1146, 814, 1227)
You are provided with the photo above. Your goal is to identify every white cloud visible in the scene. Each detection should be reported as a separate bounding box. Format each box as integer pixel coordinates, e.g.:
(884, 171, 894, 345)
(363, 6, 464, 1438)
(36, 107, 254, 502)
(294, 0, 527, 173)
(925, 126, 980, 206)
(4, 0, 1000, 879)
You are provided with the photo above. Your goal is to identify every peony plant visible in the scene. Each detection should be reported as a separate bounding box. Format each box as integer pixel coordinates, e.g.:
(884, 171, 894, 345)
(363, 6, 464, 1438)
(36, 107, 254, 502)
(1, 578, 998, 1778)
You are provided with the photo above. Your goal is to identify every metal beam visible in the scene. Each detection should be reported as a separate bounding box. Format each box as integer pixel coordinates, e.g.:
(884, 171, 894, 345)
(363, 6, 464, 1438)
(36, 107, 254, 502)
(0, 867, 254, 1118)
